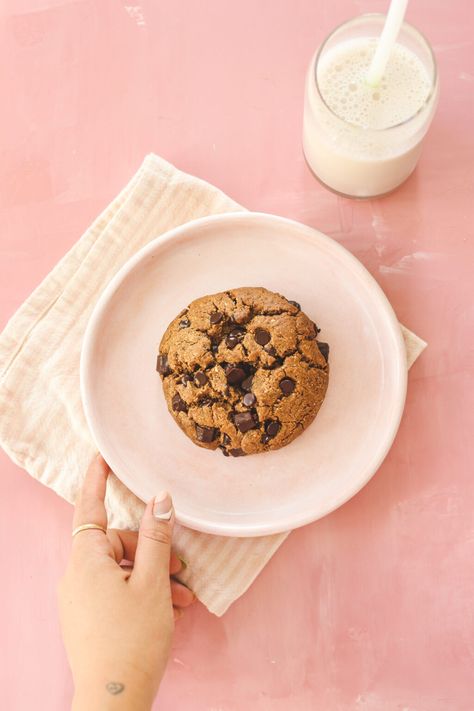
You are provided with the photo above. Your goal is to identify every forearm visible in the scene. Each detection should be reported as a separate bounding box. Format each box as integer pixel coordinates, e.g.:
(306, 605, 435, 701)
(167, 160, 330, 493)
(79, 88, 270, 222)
(72, 667, 157, 711)
(73, 687, 153, 711)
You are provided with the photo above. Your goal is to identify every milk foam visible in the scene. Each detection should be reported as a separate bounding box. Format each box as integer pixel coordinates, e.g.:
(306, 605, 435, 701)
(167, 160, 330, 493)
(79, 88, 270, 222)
(317, 38, 431, 130)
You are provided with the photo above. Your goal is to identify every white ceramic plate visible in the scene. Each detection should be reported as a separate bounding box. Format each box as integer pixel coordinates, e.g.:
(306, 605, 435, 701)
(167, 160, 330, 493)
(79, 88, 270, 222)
(81, 212, 406, 537)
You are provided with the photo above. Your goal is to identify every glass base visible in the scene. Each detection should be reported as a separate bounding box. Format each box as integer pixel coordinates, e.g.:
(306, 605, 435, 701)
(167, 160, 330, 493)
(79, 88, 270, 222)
(302, 149, 407, 200)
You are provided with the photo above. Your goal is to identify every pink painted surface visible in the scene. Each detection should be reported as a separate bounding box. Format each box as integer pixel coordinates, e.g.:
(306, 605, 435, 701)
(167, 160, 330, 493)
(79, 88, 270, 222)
(0, 1, 473, 709)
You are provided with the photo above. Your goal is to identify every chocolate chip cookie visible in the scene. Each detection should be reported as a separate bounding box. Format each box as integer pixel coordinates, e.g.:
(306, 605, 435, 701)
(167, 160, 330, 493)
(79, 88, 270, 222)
(156, 287, 329, 456)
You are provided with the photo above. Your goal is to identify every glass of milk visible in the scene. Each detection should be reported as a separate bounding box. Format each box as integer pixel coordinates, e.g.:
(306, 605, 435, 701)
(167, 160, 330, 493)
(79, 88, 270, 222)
(303, 14, 439, 198)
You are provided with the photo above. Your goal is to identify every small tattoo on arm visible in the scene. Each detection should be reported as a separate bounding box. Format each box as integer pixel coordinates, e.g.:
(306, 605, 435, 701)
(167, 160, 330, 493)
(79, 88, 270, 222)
(106, 682, 125, 695)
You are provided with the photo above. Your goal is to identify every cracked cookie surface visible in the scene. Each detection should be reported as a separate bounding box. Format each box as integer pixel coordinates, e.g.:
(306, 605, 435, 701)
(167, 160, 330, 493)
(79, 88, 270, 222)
(156, 287, 329, 456)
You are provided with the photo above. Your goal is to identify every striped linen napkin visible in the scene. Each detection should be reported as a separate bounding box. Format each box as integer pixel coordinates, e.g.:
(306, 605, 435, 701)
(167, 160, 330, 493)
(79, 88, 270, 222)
(0, 154, 426, 615)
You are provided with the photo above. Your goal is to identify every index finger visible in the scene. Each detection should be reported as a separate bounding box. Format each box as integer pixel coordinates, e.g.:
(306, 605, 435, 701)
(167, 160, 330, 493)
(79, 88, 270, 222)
(73, 454, 109, 531)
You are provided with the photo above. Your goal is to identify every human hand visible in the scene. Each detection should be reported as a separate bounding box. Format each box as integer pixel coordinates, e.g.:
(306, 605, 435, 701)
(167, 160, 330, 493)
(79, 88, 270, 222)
(58, 455, 195, 711)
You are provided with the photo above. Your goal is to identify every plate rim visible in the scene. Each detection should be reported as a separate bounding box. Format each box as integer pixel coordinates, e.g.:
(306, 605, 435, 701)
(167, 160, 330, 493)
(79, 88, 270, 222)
(81, 211, 407, 537)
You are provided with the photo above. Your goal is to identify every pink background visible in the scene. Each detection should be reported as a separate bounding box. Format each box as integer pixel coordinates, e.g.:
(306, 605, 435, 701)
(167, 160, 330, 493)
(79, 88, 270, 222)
(1, 1, 473, 709)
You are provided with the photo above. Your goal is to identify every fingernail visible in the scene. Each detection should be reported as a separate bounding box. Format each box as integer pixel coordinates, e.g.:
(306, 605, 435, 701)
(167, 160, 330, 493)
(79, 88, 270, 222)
(177, 555, 188, 570)
(153, 491, 173, 520)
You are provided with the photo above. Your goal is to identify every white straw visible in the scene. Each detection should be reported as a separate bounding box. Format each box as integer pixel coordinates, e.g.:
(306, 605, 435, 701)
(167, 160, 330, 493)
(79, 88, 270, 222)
(366, 0, 409, 87)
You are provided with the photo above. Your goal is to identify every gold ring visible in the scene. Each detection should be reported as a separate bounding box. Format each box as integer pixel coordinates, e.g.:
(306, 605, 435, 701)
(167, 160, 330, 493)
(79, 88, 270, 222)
(72, 523, 107, 538)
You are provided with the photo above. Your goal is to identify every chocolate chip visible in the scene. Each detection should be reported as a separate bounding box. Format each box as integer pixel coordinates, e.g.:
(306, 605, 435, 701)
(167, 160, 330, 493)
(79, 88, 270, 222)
(279, 378, 295, 396)
(265, 419, 280, 437)
(226, 336, 238, 349)
(288, 300, 301, 310)
(243, 392, 256, 407)
(200, 397, 212, 406)
(210, 311, 223, 324)
(254, 328, 271, 346)
(261, 434, 271, 444)
(241, 375, 253, 391)
(179, 318, 190, 329)
(306, 321, 320, 340)
(181, 373, 193, 385)
(195, 425, 216, 443)
(222, 433, 231, 446)
(226, 328, 245, 349)
(264, 344, 277, 357)
(225, 365, 246, 385)
(172, 393, 186, 412)
(317, 341, 329, 362)
(211, 343, 219, 353)
(219, 445, 230, 457)
(234, 411, 257, 433)
(229, 448, 246, 457)
(156, 354, 170, 375)
(194, 371, 208, 387)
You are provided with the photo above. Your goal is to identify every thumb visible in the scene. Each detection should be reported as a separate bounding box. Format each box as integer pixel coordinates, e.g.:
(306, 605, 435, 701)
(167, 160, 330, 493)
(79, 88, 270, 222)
(132, 491, 174, 586)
